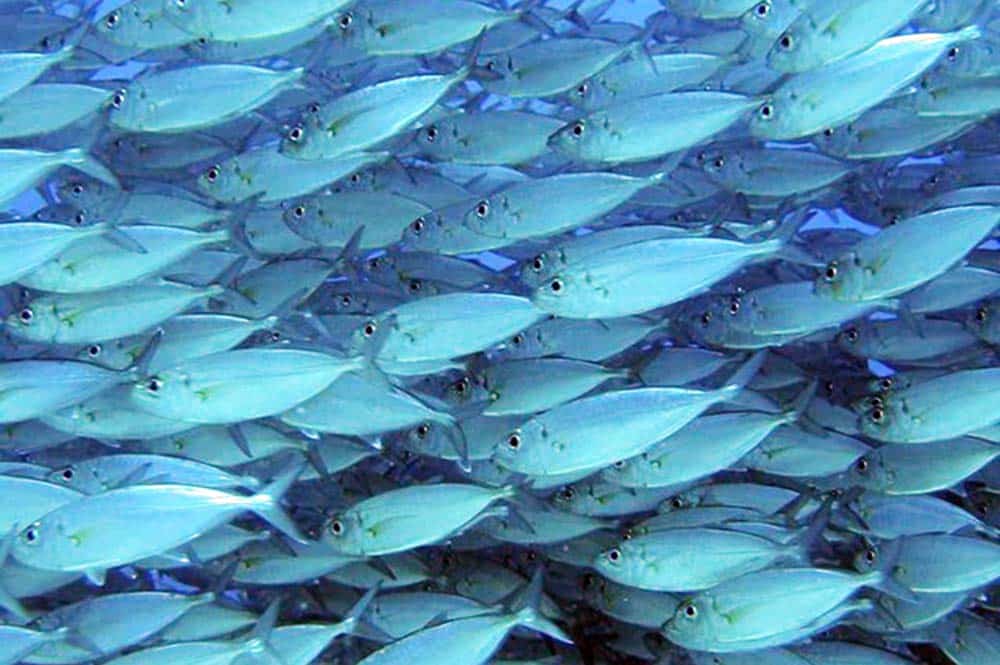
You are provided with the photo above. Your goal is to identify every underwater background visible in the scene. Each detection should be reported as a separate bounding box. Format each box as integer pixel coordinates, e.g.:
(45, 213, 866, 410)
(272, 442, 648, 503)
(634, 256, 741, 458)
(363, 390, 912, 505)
(0, 0, 998, 663)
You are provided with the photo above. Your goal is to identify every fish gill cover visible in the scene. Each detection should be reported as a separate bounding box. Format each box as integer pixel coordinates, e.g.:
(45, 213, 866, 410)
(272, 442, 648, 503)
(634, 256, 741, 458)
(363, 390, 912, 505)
(0, 0, 997, 663)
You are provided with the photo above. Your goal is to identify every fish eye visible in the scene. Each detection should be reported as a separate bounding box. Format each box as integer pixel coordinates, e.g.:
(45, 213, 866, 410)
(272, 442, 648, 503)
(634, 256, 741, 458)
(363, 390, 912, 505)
(146, 377, 163, 393)
(670, 496, 684, 509)
(287, 126, 304, 143)
(682, 603, 698, 619)
(416, 423, 430, 439)
(549, 278, 563, 293)
(292, 205, 306, 218)
(880, 377, 893, 391)
(864, 547, 877, 563)
(856, 456, 870, 473)
(570, 121, 585, 137)
(111, 89, 126, 109)
(560, 486, 575, 500)
(408, 279, 422, 293)
(18, 307, 33, 323)
(758, 102, 773, 119)
(104, 10, 120, 28)
(329, 519, 344, 536)
(869, 395, 884, 410)
(367, 257, 380, 270)
(87, 344, 101, 357)
(844, 327, 859, 343)
(350, 172, 362, 183)
(205, 165, 221, 183)
(410, 217, 425, 234)
(870, 407, 885, 424)
(174, 0, 187, 7)
(823, 261, 838, 281)
(531, 256, 544, 271)
(453, 377, 469, 394)
(576, 82, 588, 96)
(73, 212, 86, 225)
(307, 102, 321, 114)
(268, 331, 281, 342)
(475, 200, 489, 218)
(778, 33, 794, 50)
(823, 127, 834, 137)
(71, 183, 84, 195)
(824, 380, 835, 395)
(699, 311, 712, 326)
(339, 294, 352, 307)
(612, 459, 626, 470)
(485, 60, 496, 72)
(512, 333, 524, 345)
(24, 525, 39, 543)
(976, 306, 988, 323)
(754, 1, 769, 16)
(61, 468, 74, 480)
(728, 299, 740, 315)
(606, 548, 621, 562)
(947, 46, 959, 61)
(425, 126, 438, 142)
(506, 432, 521, 449)
(363, 320, 377, 337)
(713, 156, 725, 169)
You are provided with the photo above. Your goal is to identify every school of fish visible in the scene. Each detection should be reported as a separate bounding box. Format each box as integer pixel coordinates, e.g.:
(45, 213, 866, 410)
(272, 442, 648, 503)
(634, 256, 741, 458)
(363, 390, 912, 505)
(0, 0, 998, 663)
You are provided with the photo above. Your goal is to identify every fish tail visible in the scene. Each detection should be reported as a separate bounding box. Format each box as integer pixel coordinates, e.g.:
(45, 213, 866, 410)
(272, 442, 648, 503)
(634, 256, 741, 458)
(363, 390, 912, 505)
(61, 148, 119, 188)
(951, 24, 983, 44)
(249, 460, 308, 543)
(720, 350, 767, 396)
(512, 567, 573, 643)
(781, 379, 817, 424)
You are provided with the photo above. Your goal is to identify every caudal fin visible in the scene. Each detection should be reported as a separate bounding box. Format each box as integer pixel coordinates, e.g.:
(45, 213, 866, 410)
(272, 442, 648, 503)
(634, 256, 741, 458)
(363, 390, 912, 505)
(62, 149, 119, 188)
(250, 460, 308, 543)
(511, 567, 574, 644)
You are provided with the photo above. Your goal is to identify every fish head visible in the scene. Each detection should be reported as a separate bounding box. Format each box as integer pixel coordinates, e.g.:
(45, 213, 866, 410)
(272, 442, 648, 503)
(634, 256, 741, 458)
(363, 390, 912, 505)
(75, 340, 135, 371)
(414, 118, 461, 161)
(845, 449, 886, 493)
(850, 536, 899, 575)
(529, 270, 576, 313)
(747, 95, 792, 140)
(280, 115, 325, 160)
(281, 197, 316, 237)
(461, 195, 502, 235)
(107, 81, 146, 131)
(491, 419, 545, 473)
(491, 325, 544, 361)
(12, 518, 59, 567)
(662, 595, 711, 648)
(835, 322, 866, 356)
(965, 299, 999, 342)
(5, 301, 58, 343)
(594, 541, 641, 583)
(683, 296, 734, 347)
(46, 462, 94, 494)
(813, 251, 865, 301)
(321, 511, 364, 555)
(567, 76, 599, 110)
(857, 397, 907, 442)
(129, 370, 181, 412)
(519, 249, 557, 289)
(547, 117, 589, 160)
(197, 159, 244, 203)
(398, 208, 456, 252)
(600, 458, 635, 485)
(764, 20, 814, 74)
